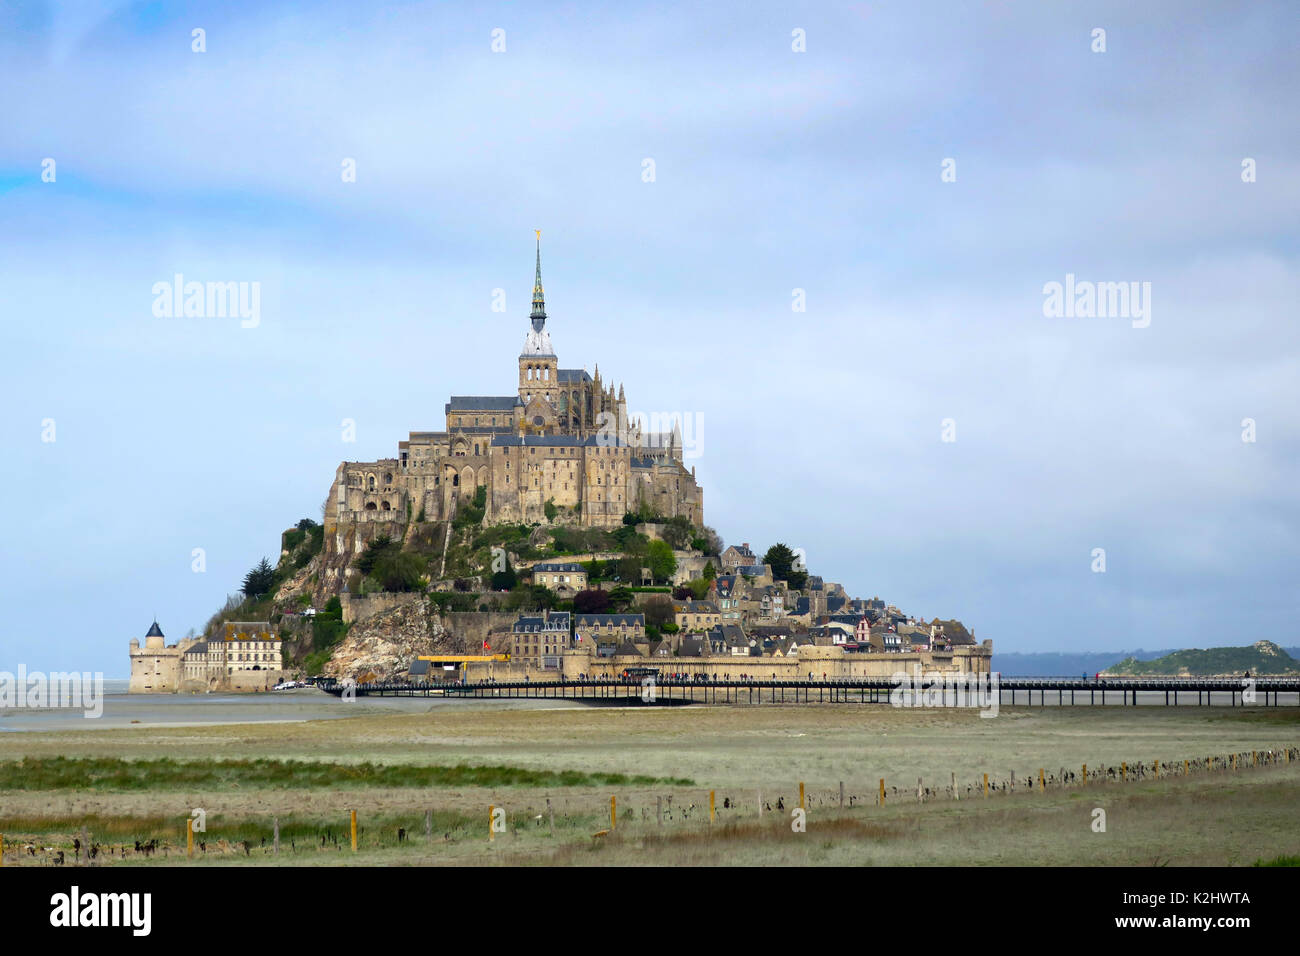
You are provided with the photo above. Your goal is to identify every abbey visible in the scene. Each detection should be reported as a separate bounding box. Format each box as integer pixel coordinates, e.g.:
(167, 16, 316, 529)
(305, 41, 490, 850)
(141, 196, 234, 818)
(330, 237, 704, 529)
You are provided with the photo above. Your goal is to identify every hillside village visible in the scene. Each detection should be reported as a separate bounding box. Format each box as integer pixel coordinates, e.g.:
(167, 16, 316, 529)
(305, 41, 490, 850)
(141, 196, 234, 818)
(132, 240, 989, 690)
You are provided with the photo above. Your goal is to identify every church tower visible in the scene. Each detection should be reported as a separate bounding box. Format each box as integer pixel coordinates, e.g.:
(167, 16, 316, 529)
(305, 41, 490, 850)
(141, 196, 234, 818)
(518, 232, 559, 430)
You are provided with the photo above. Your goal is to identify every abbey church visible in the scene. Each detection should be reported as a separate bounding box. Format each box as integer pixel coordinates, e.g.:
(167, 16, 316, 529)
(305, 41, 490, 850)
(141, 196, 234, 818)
(330, 237, 704, 529)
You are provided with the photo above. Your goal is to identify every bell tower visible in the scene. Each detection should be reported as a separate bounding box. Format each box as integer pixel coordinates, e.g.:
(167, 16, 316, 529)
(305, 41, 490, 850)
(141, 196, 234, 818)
(519, 230, 558, 405)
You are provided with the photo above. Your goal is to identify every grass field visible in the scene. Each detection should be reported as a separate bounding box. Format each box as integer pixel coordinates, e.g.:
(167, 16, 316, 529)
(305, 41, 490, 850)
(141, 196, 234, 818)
(2, 702, 1297, 866)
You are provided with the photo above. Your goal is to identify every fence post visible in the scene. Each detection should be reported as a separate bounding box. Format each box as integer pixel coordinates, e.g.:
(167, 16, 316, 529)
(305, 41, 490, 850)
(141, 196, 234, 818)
(839, 781, 845, 809)
(1082, 763, 1087, 786)
(350, 810, 357, 852)
(983, 773, 988, 798)
(610, 795, 617, 830)
(879, 778, 885, 806)
(489, 805, 495, 843)
(273, 817, 280, 855)
(186, 818, 194, 859)
(710, 790, 715, 824)
(657, 795, 663, 826)
(1038, 768, 1044, 792)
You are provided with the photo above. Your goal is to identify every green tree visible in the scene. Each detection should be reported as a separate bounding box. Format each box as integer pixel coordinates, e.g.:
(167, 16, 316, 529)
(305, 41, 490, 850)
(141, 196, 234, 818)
(643, 595, 675, 629)
(491, 562, 517, 591)
(371, 550, 426, 592)
(762, 543, 806, 590)
(606, 587, 635, 612)
(241, 558, 276, 599)
(647, 539, 677, 583)
(356, 535, 396, 575)
(544, 498, 559, 523)
(573, 588, 611, 614)
(661, 515, 695, 550)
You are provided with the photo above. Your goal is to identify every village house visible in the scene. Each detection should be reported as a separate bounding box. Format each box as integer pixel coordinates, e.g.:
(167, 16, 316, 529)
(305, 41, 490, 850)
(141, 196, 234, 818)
(510, 610, 572, 669)
(673, 599, 721, 632)
(529, 561, 587, 595)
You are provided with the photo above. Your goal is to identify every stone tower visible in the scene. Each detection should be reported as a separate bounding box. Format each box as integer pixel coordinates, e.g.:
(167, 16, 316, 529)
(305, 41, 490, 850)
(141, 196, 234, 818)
(519, 232, 558, 408)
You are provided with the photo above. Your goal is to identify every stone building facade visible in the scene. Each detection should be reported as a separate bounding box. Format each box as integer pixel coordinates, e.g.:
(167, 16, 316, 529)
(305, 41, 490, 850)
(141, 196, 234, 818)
(128, 620, 282, 693)
(328, 237, 704, 534)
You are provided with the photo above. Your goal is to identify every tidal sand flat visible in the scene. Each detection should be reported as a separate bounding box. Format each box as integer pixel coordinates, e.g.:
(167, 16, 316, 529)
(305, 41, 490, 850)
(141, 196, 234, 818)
(1, 703, 1297, 866)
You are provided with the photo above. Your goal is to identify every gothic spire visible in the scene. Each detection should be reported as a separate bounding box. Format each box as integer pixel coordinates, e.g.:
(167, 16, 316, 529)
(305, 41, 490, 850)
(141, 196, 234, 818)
(530, 230, 546, 331)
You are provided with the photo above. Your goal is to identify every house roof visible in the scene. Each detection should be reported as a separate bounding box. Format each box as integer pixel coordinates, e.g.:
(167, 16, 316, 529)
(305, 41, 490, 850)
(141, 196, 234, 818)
(674, 601, 719, 614)
(678, 637, 707, 657)
(556, 368, 592, 383)
(446, 396, 520, 412)
(145, 621, 164, 638)
(492, 434, 631, 448)
(575, 613, 645, 626)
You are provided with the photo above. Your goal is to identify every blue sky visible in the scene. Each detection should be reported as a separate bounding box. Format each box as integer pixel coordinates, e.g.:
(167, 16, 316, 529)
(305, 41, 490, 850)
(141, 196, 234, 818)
(1, 1, 1296, 675)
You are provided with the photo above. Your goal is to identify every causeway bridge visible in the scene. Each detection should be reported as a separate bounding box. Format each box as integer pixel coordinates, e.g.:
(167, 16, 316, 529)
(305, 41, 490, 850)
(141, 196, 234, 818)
(315, 675, 1300, 707)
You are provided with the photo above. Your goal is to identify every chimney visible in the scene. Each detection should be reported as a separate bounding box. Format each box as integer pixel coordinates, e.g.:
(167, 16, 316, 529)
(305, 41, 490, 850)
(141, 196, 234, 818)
(742, 542, 749, 550)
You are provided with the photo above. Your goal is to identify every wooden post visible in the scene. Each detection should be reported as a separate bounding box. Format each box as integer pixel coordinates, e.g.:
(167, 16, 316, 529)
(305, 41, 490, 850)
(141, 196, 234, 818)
(489, 805, 495, 842)
(1121, 762, 1127, 782)
(983, 773, 989, 798)
(350, 810, 357, 852)
(1184, 759, 1189, 776)
(657, 795, 663, 826)
(917, 777, 923, 802)
(1038, 768, 1044, 792)
(879, 778, 885, 806)
(610, 795, 617, 830)
(1082, 763, 1087, 786)
(186, 818, 194, 859)
(799, 781, 805, 810)
(273, 817, 280, 855)
(1154, 759, 1159, 779)
(839, 781, 845, 809)
(709, 790, 715, 823)
(952, 771, 958, 800)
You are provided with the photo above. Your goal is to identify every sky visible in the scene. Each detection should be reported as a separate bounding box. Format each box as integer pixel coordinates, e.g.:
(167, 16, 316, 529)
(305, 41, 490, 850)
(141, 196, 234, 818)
(1, 1, 1296, 676)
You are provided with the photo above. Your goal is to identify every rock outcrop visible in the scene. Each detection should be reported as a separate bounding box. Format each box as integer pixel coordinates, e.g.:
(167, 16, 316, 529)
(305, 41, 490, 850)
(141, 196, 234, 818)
(324, 598, 472, 680)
